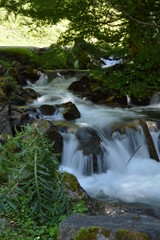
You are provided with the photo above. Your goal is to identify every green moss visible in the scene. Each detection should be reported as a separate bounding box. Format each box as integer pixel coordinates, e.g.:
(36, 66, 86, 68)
(116, 229, 150, 240)
(63, 172, 80, 192)
(73, 200, 88, 214)
(74, 227, 110, 240)
(63, 173, 88, 213)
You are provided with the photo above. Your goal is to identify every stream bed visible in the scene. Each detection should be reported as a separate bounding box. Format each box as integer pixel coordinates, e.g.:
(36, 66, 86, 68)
(26, 71, 160, 213)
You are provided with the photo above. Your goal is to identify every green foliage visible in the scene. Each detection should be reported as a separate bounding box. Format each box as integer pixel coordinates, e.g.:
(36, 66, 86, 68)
(73, 200, 88, 214)
(0, 45, 75, 69)
(0, 125, 70, 238)
(1, 0, 160, 99)
(0, 47, 37, 64)
(35, 45, 75, 69)
(0, 7, 67, 47)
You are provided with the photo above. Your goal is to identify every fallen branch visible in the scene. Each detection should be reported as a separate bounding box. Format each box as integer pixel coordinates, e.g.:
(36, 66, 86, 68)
(126, 145, 142, 168)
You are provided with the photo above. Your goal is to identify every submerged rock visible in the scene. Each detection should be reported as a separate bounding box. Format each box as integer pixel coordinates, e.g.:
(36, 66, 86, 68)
(75, 127, 107, 174)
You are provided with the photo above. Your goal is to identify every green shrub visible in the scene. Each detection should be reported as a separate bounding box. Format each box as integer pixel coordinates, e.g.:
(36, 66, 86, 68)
(0, 125, 70, 238)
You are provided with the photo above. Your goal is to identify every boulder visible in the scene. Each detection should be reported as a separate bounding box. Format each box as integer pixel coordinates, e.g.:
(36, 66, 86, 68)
(63, 172, 107, 215)
(68, 75, 90, 92)
(58, 213, 160, 240)
(31, 119, 63, 155)
(59, 101, 80, 121)
(39, 104, 56, 116)
(75, 127, 106, 174)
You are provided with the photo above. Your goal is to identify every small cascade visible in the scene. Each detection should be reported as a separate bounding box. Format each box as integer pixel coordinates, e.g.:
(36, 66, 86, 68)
(62, 124, 160, 207)
(62, 125, 150, 175)
(35, 71, 48, 86)
(62, 131, 107, 175)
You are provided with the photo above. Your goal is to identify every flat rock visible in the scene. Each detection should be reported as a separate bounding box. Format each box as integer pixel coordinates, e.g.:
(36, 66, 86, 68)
(58, 213, 160, 240)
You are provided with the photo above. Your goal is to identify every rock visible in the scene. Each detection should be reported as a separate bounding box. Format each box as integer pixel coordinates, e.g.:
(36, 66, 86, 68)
(39, 104, 56, 116)
(6, 65, 40, 86)
(59, 101, 80, 121)
(68, 75, 128, 106)
(0, 105, 13, 135)
(68, 75, 90, 92)
(111, 120, 139, 134)
(64, 172, 88, 201)
(24, 88, 40, 100)
(31, 119, 63, 155)
(9, 105, 23, 131)
(63, 172, 107, 215)
(73, 227, 111, 240)
(52, 120, 78, 133)
(58, 213, 160, 240)
(11, 88, 40, 105)
(20, 68, 40, 84)
(75, 127, 107, 174)
(10, 106, 37, 131)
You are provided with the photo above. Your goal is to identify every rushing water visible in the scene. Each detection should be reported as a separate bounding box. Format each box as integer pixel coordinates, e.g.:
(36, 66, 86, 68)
(27, 72, 160, 209)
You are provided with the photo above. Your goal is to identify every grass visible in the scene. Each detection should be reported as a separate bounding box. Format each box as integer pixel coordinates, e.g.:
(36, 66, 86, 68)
(0, 45, 75, 69)
(0, 7, 68, 47)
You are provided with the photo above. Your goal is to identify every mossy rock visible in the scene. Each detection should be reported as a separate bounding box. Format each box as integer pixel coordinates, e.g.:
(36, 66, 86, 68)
(116, 229, 150, 240)
(61, 101, 80, 121)
(63, 173, 89, 213)
(52, 120, 78, 133)
(74, 227, 110, 240)
(63, 172, 80, 192)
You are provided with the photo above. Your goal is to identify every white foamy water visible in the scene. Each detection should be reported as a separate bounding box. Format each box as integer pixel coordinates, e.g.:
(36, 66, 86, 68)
(27, 72, 160, 208)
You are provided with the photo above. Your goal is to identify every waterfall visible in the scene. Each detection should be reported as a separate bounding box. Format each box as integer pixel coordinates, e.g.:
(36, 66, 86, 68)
(27, 72, 160, 208)
(61, 123, 160, 207)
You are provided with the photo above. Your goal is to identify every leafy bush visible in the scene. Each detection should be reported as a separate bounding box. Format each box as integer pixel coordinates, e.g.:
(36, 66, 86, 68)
(0, 125, 70, 238)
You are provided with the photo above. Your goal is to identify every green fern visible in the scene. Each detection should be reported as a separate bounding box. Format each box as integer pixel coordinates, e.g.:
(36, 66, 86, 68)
(0, 125, 70, 222)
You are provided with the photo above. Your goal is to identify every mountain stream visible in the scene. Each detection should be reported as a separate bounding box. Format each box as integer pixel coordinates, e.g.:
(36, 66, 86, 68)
(26, 72, 160, 211)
